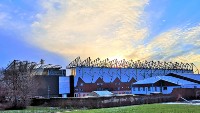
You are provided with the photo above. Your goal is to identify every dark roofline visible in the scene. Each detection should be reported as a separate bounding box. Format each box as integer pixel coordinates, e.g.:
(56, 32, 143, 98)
(166, 73, 200, 84)
(132, 80, 180, 87)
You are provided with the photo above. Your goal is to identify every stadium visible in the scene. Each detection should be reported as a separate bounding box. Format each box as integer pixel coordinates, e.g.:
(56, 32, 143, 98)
(67, 57, 199, 97)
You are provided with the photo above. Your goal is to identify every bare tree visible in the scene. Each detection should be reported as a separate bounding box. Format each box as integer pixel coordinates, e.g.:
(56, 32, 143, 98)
(0, 68, 9, 109)
(0, 61, 37, 109)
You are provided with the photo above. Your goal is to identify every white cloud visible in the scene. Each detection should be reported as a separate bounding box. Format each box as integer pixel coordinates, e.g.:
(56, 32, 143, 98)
(29, 0, 149, 61)
(135, 25, 200, 72)
(28, 0, 200, 72)
(0, 12, 9, 26)
(148, 25, 200, 61)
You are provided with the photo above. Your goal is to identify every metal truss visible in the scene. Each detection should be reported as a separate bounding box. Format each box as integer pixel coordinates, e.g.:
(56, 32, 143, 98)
(5, 59, 62, 75)
(67, 57, 199, 74)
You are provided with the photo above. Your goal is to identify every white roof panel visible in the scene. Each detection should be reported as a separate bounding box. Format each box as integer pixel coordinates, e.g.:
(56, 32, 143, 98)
(93, 91, 113, 96)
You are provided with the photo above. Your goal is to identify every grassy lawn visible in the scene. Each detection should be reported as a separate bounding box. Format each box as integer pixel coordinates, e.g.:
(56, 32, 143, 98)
(70, 104, 200, 113)
(1, 106, 67, 113)
(1, 104, 200, 113)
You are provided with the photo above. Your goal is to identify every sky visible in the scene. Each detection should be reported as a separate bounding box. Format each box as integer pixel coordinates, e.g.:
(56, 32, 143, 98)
(0, 0, 200, 71)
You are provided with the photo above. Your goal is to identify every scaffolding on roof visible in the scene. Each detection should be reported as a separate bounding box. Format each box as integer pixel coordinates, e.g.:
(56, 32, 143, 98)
(67, 56, 199, 74)
(6, 59, 63, 75)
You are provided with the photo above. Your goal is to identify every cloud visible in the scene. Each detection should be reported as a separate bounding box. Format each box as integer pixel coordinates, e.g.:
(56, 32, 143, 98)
(128, 25, 200, 72)
(30, 0, 149, 61)
(147, 25, 200, 61)
(28, 0, 200, 72)
(0, 1, 39, 33)
(0, 12, 8, 26)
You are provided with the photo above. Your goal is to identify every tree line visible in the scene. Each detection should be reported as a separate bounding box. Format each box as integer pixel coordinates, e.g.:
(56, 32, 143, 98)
(0, 64, 37, 110)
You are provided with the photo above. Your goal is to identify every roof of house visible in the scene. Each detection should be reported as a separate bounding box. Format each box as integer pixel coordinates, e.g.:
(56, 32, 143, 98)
(92, 91, 113, 96)
(133, 76, 198, 85)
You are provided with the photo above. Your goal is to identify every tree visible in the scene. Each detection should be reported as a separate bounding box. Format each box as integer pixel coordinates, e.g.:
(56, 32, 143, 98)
(0, 60, 37, 109)
(0, 68, 9, 109)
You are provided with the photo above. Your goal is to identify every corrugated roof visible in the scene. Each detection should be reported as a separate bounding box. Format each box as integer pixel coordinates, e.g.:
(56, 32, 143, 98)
(172, 73, 200, 82)
(93, 91, 113, 96)
(133, 76, 198, 85)
(74, 67, 172, 86)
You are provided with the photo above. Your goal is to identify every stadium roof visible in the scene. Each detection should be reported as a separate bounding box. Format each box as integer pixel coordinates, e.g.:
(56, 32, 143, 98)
(133, 76, 198, 85)
(67, 57, 196, 73)
(171, 73, 200, 82)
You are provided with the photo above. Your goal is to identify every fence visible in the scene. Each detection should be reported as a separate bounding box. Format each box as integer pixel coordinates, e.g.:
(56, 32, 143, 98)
(32, 94, 175, 109)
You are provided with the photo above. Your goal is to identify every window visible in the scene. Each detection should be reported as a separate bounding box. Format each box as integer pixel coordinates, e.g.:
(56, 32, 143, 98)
(115, 82, 120, 85)
(97, 88, 103, 91)
(118, 87, 120, 90)
(75, 88, 78, 92)
(138, 87, 140, 91)
(155, 87, 157, 91)
(148, 87, 151, 91)
(74, 94, 78, 97)
(133, 87, 135, 91)
(143, 87, 145, 91)
(97, 83, 103, 85)
(80, 83, 84, 86)
(163, 87, 167, 90)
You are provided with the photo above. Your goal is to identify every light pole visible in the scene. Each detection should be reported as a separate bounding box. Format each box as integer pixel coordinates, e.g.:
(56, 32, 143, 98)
(48, 86, 50, 98)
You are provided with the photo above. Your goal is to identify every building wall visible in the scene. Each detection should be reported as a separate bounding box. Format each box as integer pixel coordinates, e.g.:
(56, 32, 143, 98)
(73, 67, 192, 87)
(59, 76, 70, 97)
(132, 85, 181, 95)
(34, 75, 74, 98)
(69, 67, 192, 97)
(162, 86, 180, 94)
(171, 88, 200, 99)
(74, 77, 134, 97)
(74, 92, 90, 97)
(34, 75, 60, 98)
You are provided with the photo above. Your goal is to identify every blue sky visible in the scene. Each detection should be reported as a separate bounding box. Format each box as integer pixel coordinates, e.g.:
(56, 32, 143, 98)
(0, 0, 200, 70)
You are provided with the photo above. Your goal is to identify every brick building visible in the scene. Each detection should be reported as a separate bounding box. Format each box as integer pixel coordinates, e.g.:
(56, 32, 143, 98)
(74, 77, 136, 97)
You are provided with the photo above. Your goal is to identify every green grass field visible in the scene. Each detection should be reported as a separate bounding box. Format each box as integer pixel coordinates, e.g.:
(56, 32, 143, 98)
(2, 104, 200, 113)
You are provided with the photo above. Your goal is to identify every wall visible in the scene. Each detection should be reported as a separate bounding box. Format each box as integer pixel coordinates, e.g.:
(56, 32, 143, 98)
(171, 88, 200, 100)
(132, 86, 160, 95)
(73, 67, 192, 87)
(162, 86, 180, 94)
(74, 92, 90, 97)
(59, 77, 70, 95)
(132, 86, 180, 95)
(34, 75, 59, 98)
(32, 94, 175, 109)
